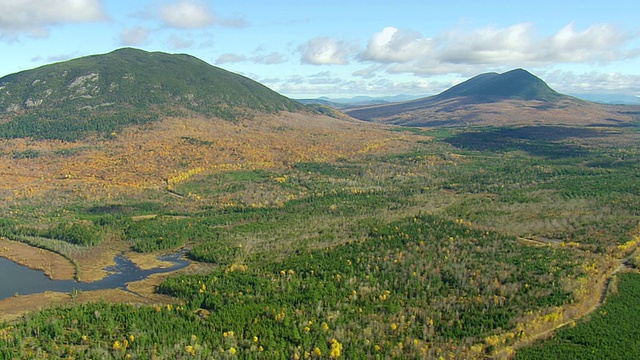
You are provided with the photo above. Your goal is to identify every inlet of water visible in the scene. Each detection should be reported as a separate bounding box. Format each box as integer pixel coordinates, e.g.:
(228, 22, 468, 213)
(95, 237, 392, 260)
(0, 251, 189, 301)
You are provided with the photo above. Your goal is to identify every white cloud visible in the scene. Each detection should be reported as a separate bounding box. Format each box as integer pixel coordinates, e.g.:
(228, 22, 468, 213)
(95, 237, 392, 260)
(0, 0, 106, 39)
(361, 27, 434, 63)
(440, 22, 631, 66)
(545, 70, 640, 94)
(270, 75, 450, 98)
(215, 52, 286, 65)
(255, 69, 456, 98)
(157, 0, 248, 30)
(215, 53, 248, 64)
(543, 23, 629, 63)
(299, 37, 353, 65)
(159, 0, 214, 29)
(359, 22, 638, 76)
(271, 78, 361, 97)
(167, 34, 194, 49)
(252, 52, 286, 65)
(119, 27, 151, 46)
(307, 71, 342, 85)
(438, 23, 535, 65)
(352, 65, 386, 79)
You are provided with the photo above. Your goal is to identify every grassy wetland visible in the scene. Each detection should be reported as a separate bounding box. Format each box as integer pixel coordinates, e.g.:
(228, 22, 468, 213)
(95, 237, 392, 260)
(1, 117, 639, 358)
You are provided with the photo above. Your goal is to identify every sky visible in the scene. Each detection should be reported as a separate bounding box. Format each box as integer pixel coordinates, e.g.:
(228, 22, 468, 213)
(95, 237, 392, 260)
(1, 0, 639, 99)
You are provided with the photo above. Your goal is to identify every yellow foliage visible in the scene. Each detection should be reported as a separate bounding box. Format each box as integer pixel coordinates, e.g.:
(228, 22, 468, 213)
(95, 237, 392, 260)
(582, 262, 599, 275)
(185, 345, 195, 356)
(618, 236, 639, 254)
(167, 167, 205, 189)
(484, 334, 503, 347)
(329, 339, 343, 358)
(274, 175, 288, 183)
(469, 343, 484, 354)
(227, 263, 248, 272)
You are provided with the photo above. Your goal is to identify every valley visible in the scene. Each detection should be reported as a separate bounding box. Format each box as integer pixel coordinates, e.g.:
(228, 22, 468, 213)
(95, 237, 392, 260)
(0, 50, 639, 359)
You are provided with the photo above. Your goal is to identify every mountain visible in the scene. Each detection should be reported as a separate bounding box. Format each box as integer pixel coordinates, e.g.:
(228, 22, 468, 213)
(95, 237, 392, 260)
(433, 68, 561, 102)
(0, 48, 305, 141)
(0, 50, 406, 219)
(345, 69, 640, 127)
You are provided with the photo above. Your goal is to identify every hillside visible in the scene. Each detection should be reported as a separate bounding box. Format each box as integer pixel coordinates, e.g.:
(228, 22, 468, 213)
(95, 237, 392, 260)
(0, 48, 305, 140)
(345, 69, 640, 127)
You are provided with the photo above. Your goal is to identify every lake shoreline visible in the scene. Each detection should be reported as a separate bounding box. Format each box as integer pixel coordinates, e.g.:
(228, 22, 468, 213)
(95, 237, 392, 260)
(0, 237, 76, 280)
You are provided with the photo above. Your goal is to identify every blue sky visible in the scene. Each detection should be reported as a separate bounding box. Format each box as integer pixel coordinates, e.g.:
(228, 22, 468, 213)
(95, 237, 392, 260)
(1, 0, 639, 98)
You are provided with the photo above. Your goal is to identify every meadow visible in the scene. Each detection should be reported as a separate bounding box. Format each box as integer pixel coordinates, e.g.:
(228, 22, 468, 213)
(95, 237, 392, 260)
(1, 121, 639, 358)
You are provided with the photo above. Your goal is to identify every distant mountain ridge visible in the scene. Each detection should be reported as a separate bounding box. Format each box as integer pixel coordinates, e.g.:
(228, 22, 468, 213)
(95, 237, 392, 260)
(0, 48, 305, 140)
(569, 93, 640, 105)
(296, 94, 422, 109)
(345, 69, 640, 127)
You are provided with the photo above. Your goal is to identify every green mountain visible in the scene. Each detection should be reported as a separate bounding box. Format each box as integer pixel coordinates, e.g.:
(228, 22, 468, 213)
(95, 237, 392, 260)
(0, 48, 305, 141)
(434, 68, 562, 102)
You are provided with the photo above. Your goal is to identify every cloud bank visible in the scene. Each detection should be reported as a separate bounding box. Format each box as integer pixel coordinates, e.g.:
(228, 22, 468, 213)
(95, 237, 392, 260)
(158, 0, 247, 29)
(159, 0, 214, 29)
(120, 27, 151, 46)
(295, 22, 636, 77)
(372, 22, 635, 77)
(299, 37, 353, 65)
(0, 0, 106, 38)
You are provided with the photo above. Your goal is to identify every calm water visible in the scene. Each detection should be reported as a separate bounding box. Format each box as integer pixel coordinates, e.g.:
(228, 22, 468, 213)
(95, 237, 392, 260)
(0, 251, 189, 301)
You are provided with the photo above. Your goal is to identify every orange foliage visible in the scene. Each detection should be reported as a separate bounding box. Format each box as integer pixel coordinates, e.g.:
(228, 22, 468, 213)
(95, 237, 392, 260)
(0, 113, 420, 204)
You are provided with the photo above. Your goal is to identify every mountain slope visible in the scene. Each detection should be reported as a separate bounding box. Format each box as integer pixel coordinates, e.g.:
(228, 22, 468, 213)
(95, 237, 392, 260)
(345, 69, 639, 127)
(0, 48, 305, 140)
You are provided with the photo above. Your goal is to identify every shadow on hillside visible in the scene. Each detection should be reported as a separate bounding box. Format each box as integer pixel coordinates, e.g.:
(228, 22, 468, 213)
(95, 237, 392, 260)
(86, 202, 162, 215)
(444, 126, 606, 159)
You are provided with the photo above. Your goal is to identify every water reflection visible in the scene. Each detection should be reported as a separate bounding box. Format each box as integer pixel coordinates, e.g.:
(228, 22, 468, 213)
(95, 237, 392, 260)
(0, 251, 189, 301)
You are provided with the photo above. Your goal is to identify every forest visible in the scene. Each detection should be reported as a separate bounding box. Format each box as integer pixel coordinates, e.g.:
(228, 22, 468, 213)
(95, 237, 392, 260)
(0, 121, 639, 358)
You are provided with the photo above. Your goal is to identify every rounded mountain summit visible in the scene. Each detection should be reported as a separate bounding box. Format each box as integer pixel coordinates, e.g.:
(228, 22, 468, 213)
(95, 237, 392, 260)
(433, 68, 562, 102)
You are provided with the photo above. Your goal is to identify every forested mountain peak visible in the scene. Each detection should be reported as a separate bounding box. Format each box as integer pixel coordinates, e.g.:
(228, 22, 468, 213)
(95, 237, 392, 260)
(435, 68, 562, 102)
(0, 48, 305, 140)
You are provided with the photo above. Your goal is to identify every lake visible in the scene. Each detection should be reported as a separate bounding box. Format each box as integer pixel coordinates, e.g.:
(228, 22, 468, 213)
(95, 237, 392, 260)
(0, 251, 189, 301)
